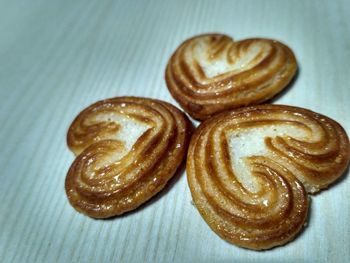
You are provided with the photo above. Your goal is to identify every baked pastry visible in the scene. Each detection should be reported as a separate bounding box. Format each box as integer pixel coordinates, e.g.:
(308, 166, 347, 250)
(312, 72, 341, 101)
(65, 97, 192, 218)
(165, 34, 297, 120)
(187, 104, 350, 250)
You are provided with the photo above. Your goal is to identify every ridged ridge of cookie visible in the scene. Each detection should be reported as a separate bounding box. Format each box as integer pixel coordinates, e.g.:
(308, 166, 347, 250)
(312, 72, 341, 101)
(65, 97, 192, 218)
(166, 34, 297, 120)
(187, 104, 350, 250)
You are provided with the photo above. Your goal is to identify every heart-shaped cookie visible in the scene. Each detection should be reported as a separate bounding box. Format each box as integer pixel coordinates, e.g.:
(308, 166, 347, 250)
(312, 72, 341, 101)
(166, 34, 297, 120)
(187, 105, 350, 249)
(65, 97, 192, 218)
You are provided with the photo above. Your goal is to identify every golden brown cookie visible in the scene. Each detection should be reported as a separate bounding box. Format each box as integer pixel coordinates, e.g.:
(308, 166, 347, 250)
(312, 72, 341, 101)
(187, 104, 350, 250)
(165, 34, 297, 120)
(65, 97, 192, 218)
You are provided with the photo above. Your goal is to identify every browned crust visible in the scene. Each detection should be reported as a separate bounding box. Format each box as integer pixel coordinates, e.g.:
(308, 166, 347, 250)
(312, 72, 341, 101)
(65, 97, 192, 218)
(186, 104, 350, 250)
(165, 34, 297, 120)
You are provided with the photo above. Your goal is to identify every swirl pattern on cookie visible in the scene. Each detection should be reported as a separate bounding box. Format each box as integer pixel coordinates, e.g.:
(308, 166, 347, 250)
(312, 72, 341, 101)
(187, 105, 350, 249)
(66, 97, 192, 218)
(166, 34, 297, 120)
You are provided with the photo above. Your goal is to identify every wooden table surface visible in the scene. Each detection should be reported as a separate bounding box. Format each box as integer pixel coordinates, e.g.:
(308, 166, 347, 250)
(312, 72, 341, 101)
(1, 0, 349, 262)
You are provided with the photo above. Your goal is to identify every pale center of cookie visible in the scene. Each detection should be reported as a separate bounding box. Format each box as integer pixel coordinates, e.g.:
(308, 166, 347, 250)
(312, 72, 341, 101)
(95, 113, 151, 160)
(193, 41, 270, 79)
(226, 125, 307, 193)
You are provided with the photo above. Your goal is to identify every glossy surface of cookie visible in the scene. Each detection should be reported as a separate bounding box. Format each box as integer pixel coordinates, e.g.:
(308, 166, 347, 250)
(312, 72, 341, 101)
(166, 34, 297, 120)
(66, 97, 192, 218)
(187, 105, 350, 249)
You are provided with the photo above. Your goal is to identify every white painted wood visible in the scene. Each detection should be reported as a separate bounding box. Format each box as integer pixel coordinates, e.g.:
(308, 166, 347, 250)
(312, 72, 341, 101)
(0, 0, 349, 262)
